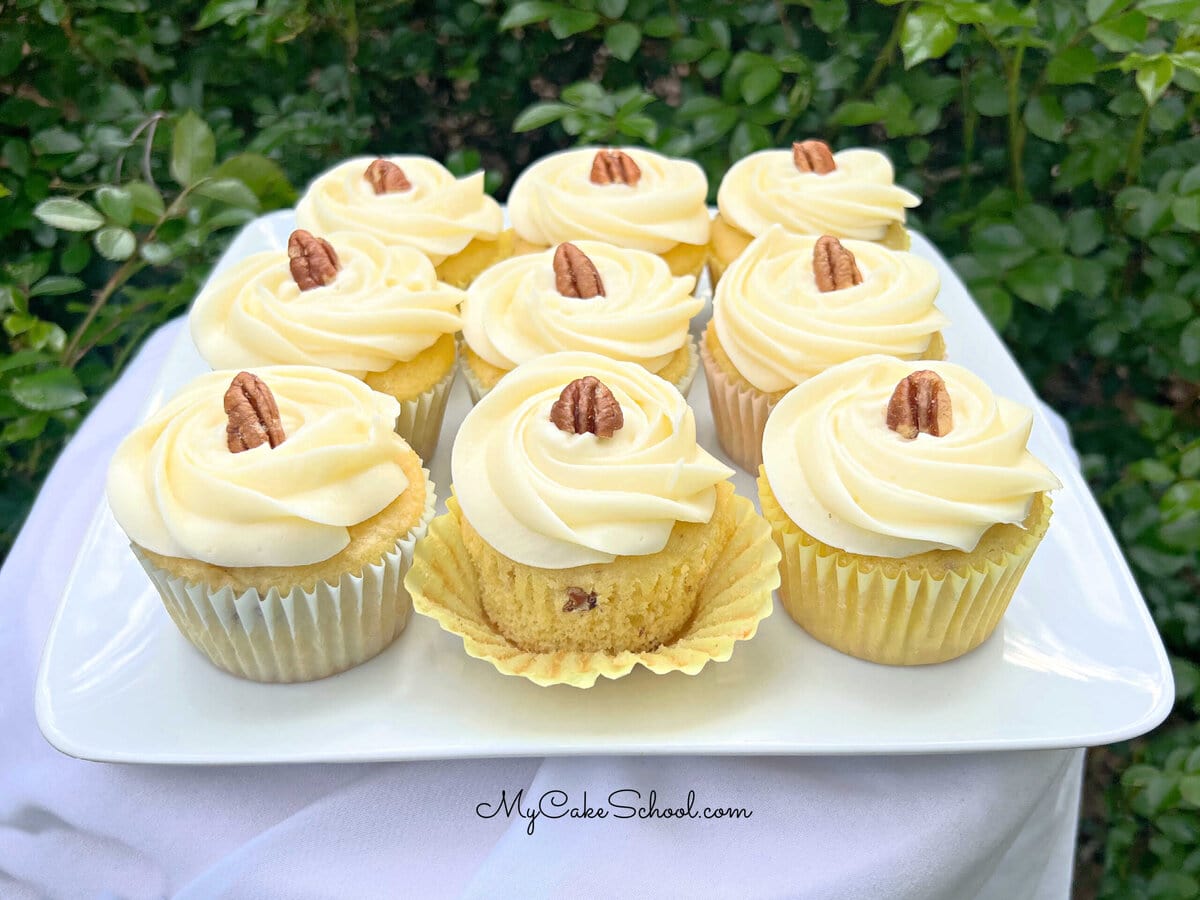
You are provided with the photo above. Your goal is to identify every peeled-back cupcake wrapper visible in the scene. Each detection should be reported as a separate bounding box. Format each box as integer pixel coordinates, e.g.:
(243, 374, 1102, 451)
(394, 364, 456, 462)
(462, 336, 700, 405)
(758, 471, 1052, 666)
(700, 336, 777, 474)
(133, 471, 438, 684)
(405, 492, 780, 688)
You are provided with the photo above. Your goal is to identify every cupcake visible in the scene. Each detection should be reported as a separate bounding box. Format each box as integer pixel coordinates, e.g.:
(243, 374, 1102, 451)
(703, 225, 947, 472)
(459, 240, 702, 401)
(106, 366, 436, 682)
(507, 147, 710, 280)
(757, 355, 1061, 666)
(406, 352, 780, 686)
(295, 155, 511, 287)
(710, 140, 920, 284)
(190, 230, 463, 460)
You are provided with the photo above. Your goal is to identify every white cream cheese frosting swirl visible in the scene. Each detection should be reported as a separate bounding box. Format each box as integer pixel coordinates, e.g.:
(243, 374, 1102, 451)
(718, 147, 920, 241)
(508, 147, 710, 253)
(462, 241, 700, 373)
(295, 156, 504, 264)
(762, 355, 1061, 558)
(107, 367, 411, 567)
(452, 352, 733, 568)
(190, 233, 463, 377)
(713, 226, 946, 392)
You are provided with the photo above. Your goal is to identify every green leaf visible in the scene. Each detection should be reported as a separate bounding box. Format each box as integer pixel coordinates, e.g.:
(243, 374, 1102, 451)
(1006, 256, 1074, 310)
(972, 284, 1014, 331)
(1024, 95, 1067, 142)
(642, 15, 676, 37)
(9, 368, 86, 411)
(30, 127, 82, 155)
(901, 8, 957, 69)
(1181, 319, 1200, 366)
(1046, 46, 1100, 84)
(811, 0, 849, 32)
(1136, 56, 1175, 105)
(126, 181, 166, 222)
(212, 154, 295, 209)
(1088, 0, 1131, 20)
(195, 0, 257, 29)
(0, 183, 9, 199)
(33, 198, 105, 232)
(830, 101, 886, 126)
(1017, 206, 1067, 251)
(29, 275, 84, 298)
(1068, 209, 1105, 255)
(1138, 0, 1200, 20)
(1091, 11, 1149, 51)
(548, 8, 599, 39)
(604, 23, 641, 62)
(170, 111, 216, 187)
(139, 242, 174, 265)
(498, 1, 555, 29)
(741, 65, 782, 105)
(597, 0, 627, 16)
(94, 186, 134, 227)
(513, 102, 572, 132)
(93, 226, 137, 261)
(194, 178, 260, 209)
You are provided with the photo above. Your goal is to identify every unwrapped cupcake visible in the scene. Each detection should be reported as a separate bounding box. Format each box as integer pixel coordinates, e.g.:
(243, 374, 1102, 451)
(190, 230, 462, 460)
(757, 355, 1061, 665)
(507, 147, 711, 279)
(295, 155, 510, 286)
(703, 225, 947, 471)
(406, 351, 780, 687)
(459, 240, 702, 401)
(106, 366, 436, 682)
(710, 139, 919, 284)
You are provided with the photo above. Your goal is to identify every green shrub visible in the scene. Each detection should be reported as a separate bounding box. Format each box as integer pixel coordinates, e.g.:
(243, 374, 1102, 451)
(3, 0, 1200, 893)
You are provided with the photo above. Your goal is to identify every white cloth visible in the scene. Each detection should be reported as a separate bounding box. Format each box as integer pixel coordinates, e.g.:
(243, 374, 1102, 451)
(2, 319, 1083, 899)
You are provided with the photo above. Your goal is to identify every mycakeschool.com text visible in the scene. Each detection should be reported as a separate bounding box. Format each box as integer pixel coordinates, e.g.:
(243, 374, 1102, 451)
(475, 789, 753, 835)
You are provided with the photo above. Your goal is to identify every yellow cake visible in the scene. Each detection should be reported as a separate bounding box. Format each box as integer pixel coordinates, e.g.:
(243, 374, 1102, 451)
(507, 147, 710, 281)
(702, 226, 947, 472)
(459, 240, 702, 401)
(758, 355, 1061, 666)
(710, 141, 918, 285)
(295, 155, 511, 286)
(107, 366, 436, 682)
(189, 230, 463, 460)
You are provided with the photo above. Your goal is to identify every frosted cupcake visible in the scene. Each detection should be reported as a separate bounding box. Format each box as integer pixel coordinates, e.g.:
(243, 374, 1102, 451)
(703, 225, 947, 471)
(460, 240, 702, 401)
(710, 140, 919, 284)
(405, 352, 780, 686)
(106, 367, 436, 682)
(507, 147, 710, 279)
(190, 229, 463, 460)
(758, 355, 1061, 665)
(295, 155, 510, 287)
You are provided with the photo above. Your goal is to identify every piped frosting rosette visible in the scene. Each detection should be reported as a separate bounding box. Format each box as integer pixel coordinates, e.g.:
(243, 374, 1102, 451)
(460, 241, 701, 398)
(406, 352, 780, 687)
(107, 367, 435, 681)
(295, 156, 504, 265)
(190, 233, 463, 377)
(508, 147, 710, 253)
(718, 147, 919, 242)
(758, 355, 1061, 665)
(712, 226, 946, 393)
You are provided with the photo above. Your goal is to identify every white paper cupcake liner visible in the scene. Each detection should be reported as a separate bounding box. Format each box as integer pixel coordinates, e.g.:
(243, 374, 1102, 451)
(133, 471, 438, 683)
(461, 336, 699, 404)
(394, 365, 456, 462)
(700, 335, 777, 474)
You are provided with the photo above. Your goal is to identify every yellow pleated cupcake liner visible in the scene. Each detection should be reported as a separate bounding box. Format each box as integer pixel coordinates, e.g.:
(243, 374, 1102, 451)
(700, 333, 776, 473)
(394, 365, 455, 462)
(405, 493, 780, 687)
(758, 471, 1052, 666)
(461, 337, 700, 405)
(134, 472, 438, 683)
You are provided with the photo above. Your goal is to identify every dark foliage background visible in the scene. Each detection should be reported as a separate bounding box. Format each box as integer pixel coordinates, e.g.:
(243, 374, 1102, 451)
(2, 0, 1199, 894)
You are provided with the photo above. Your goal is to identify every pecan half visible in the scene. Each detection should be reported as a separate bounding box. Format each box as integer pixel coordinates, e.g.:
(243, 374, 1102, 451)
(364, 158, 412, 194)
(224, 372, 286, 453)
(589, 149, 641, 186)
(288, 230, 341, 291)
(792, 139, 836, 174)
(563, 588, 598, 613)
(887, 370, 953, 439)
(550, 376, 624, 438)
(553, 242, 606, 298)
(813, 235, 863, 291)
